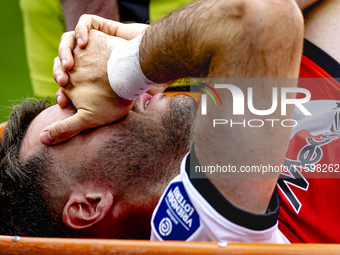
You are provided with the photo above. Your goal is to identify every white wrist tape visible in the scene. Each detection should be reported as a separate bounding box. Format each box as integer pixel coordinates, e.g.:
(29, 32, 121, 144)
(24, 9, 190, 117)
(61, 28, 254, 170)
(107, 33, 158, 100)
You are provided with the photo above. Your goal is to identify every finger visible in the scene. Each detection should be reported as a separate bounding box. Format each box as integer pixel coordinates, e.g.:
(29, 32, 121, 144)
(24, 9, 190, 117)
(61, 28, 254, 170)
(146, 85, 167, 95)
(40, 110, 90, 145)
(58, 31, 76, 72)
(74, 14, 104, 48)
(53, 57, 69, 87)
(56, 89, 71, 108)
(75, 14, 147, 43)
(114, 23, 149, 40)
(75, 15, 121, 47)
(93, 18, 148, 39)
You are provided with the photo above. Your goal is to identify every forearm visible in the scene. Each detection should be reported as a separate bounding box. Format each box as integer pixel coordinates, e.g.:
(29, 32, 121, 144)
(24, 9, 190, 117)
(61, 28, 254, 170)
(140, 0, 318, 83)
(140, 0, 304, 83)
(61, 0, 120, 31)
(140, 0, 221, 84)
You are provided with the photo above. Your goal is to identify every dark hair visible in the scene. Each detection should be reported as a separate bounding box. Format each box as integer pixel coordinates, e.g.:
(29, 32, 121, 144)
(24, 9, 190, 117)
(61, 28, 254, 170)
(0, 99, 76, 237)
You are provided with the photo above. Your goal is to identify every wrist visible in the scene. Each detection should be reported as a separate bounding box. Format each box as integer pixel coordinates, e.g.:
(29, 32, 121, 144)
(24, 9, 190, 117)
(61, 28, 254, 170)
(107, 33, 158, 100)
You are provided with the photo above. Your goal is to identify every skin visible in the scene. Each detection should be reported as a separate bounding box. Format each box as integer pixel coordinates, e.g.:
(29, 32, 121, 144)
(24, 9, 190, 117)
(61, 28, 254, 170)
(19, 92, 194, 238)
(21, 93, 172, 162)
(304, 0, 340, 64)
(41, 30, 136, 145)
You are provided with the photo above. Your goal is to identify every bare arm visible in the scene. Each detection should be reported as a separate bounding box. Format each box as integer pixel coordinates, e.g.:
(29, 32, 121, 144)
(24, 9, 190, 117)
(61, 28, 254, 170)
(139, 0, 304, 214)
(60, 0, 120, 31)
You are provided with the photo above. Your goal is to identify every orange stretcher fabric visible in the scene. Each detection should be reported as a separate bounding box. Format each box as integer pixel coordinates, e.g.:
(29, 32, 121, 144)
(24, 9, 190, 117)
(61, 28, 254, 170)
(1, 236, 340, 255)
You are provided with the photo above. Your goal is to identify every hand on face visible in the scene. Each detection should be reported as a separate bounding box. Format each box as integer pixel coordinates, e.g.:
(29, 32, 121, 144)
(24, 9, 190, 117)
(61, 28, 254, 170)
(45, 16, 148, 146)
(42, 30, 134, 145)
(55, 14, 148, 87)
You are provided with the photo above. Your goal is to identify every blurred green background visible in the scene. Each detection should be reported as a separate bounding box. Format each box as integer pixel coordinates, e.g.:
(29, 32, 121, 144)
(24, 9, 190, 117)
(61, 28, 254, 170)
(0, 0, 193, 124)
(0, 1, 33, 123)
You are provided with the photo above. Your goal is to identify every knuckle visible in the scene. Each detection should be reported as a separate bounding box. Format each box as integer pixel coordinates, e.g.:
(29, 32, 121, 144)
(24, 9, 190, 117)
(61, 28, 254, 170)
(54, 122, 73, 139)
(58, 47, 64, 56)
(60, 32, 68, 41)
(53, 73, 58, 82)
(73, 47, 80, 55)
(61, 31, 73, 40)
(53, 58, 60, 69)
(78, 111, 96, 127)
(79, 14, 89, 21)
(80, 114, 93, 126)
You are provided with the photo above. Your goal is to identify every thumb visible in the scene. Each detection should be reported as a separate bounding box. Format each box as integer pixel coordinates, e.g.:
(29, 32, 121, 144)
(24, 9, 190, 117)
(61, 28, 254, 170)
(40, 113, 86, 145)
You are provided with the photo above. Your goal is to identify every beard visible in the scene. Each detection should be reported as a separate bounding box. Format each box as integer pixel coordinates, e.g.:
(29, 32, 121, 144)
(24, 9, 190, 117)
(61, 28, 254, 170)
(53, 94, 198, 239)
(97, 94, 197, 195)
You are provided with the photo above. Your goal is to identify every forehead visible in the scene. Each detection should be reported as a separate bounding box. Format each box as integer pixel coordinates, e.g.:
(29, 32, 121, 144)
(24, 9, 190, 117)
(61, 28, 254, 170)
(18, 103, 154, 164)
(19, 94, 174, 162)
(19, 105, 76, 161)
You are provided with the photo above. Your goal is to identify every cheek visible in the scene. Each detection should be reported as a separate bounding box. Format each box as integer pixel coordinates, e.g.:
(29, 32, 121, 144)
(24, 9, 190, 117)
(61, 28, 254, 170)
(146, 102, 170, 119)
(48, 140, 99, 167)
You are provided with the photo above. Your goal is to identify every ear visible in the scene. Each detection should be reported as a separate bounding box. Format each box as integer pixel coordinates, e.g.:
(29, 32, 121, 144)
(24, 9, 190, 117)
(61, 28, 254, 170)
(63, 190, 114, 230)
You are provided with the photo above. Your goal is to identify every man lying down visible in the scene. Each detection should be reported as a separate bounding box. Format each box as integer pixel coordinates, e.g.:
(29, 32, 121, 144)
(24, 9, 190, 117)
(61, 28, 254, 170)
(0, 0, 304, 241)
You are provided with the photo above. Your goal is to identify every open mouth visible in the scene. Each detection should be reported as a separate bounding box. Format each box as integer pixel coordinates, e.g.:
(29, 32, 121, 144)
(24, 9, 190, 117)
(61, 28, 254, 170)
(145, 99, 150, 108)
(140, 93, 162, 109)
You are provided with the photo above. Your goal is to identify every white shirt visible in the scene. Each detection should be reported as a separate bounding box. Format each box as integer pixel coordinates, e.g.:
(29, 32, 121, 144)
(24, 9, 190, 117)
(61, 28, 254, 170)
(151, 153, 289, 243)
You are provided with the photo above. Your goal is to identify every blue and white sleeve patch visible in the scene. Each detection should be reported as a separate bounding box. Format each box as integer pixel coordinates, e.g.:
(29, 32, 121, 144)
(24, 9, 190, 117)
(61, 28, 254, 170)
(152, 182, 200, 240)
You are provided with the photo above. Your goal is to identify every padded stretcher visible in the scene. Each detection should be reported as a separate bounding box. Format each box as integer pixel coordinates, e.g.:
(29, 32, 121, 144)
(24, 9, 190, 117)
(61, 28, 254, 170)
(0, 121, 7, 138)
(1, 235, 340, 255)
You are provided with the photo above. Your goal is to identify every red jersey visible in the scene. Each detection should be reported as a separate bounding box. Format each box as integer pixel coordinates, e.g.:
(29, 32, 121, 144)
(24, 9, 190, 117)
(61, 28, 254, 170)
(278, 39, 340, 243)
